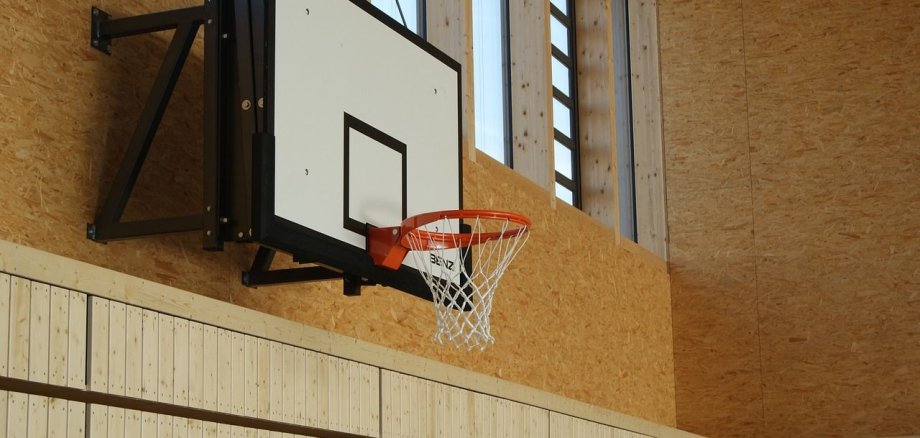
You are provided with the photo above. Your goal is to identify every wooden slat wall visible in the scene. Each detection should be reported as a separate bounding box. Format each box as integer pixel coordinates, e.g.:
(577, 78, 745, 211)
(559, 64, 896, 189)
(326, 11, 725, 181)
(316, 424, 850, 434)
(508, 0, 555, 191)
(574, 0, 620, 231)
(381, 370, 549, 438)
(550, 411, 653, 438)
(628, 0, 668, 259)
(1, 274, 88, 438)
(84, 296, 381, 437)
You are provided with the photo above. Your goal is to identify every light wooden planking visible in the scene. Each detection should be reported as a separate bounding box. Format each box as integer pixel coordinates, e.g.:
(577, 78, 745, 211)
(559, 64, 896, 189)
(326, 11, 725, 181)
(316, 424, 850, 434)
(292, 346, 305, 426)
(174, 416, 189, 438)
(9, 277, 31, 379)
(126, 409, 143, 437)
(27, 394, 49, 438)
(158, 314, 176, 404)
(426, 0, 475, 161)
(231, 332, 246, 417)
(48, 287, 70, 386)
(216, 328, 232, 414)
(126, 305, 144, 398)
(7, 392, 28, 437)
(187, 321, 205, 409)
(256, 338, 271, 420)
(141, 309, 159, 401)
(628, 0, 668, 259)
(158, 414, 174, 438)
(216, 423, 230, 438)
(108, 301, 127, 396)
(282, 344, 295, 424)
(0, 275, 10, 377)
(575, 0, 620, 231)
(141, 411, 158, 438)
(28, 282, 51, 384)
(509, 0, 555, 192)
(174, 317, 190, 407)
(67, 291, 87, 389)
(188, 419, 203, 438)
(89, 404, 108, 438)
(202, 324, 218, 412)
(107, 406, 125, 438)
(48, 395, 69, 438)
(0, 391, 7, 436)
(203, 421, 217, 438)
(67, 401, 86, 438)
(89, 297, 110, 392)
(269, 341, 283, 423)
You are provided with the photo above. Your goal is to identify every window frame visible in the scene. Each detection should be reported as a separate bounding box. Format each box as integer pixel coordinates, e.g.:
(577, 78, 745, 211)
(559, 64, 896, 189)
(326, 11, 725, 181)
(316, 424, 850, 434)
(550, 0, 582, 208)
(471, 0, 513, 166)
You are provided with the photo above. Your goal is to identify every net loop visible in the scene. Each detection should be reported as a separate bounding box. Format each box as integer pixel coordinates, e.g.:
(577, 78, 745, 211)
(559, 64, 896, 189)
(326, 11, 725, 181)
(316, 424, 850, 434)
(403, 210, 530, 351)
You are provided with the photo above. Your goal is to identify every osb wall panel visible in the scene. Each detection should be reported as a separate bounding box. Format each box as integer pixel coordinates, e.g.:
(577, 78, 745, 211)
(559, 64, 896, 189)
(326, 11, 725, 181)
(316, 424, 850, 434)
(660, 0, 920, 437)
(0, 0, 677, 427)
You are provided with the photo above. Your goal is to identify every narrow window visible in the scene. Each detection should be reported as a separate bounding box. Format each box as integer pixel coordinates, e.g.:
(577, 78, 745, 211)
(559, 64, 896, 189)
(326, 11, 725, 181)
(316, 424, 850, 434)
(612, 0, 637, 240)
(472, 0, 512, 165)
(549, 0, 580, 207)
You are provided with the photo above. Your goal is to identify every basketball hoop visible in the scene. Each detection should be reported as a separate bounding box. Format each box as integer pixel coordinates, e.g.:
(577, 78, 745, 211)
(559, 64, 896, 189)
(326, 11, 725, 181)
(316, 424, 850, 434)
(368, 210, 531, 350)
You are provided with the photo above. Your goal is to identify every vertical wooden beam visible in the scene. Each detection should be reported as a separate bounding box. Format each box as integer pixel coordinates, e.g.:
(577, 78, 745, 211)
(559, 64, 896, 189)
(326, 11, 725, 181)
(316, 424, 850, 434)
(426, 0, 476, 162)
(575, 0, 621, 233)
(628, 0, 668, 259)
(66, 291, 87, 390)
(509, 0, 555, 192)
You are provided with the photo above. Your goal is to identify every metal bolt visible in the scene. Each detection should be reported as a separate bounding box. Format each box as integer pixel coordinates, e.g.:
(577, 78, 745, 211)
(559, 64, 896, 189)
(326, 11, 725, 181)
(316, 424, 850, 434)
(434, 88, 438, 94)
(248, 228, 252, 236)
(207, 19, 213, 24)
(92, 39, 99, 46)
(93, 9, 98, 16)
(206, 230, 212, 236)
(304, 169, 309, 176)
(241, 99, 252, 110)
(257, 97, 264, 108)
(206, 205, 211, 212)
(220, 217, 229, 224)
(392, 229, 398, 235)
(238, 232, 244, 238)
(222, 33, 229, 39)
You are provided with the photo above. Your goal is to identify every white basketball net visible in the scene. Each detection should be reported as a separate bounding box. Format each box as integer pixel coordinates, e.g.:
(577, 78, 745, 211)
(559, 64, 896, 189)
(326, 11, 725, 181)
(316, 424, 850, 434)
(404, 215, 530, 351)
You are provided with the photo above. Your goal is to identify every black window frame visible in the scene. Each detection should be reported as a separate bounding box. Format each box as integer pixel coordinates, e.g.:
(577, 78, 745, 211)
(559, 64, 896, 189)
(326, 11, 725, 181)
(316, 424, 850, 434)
(472, 0, 513, 166)
(550, 0, 581, 208)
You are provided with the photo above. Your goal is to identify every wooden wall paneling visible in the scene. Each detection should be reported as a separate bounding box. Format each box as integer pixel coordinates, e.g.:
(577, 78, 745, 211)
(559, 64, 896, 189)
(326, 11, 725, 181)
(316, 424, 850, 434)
(108, 301, 127, 396)
(66, 291, 87, 390)
(67, 401, 86, 438)
(0, 390, 7, 435)
(202, 324, 218, 412)
(282, 344, 295, 424)
(89, 404, 108, 438)
(509, 0, 555, 191)
(158, 314, 176, 405)
(473, 392, 495, 437)
(256, 338, 271, 421)
(7, 391, 28, 437)
(426, 0, 475, 161)
(141, 309, 159, 401)
(216, 422, 230, 438)
(216, 328, 231, 414)
(174, 317, 190, 407)
(0, 275, 9, 377)
(269, 341, 283, 424)
(142, 411, 157, 438)
(9, 277, 31, 380)
(203, 421, 217, 438)
(27, 394, 49, 437)
(188, 321, 204, 409)
(526, 405, 549, 438)
(174, 415, 189, 437)
(628, 0, 668, 259)
(245, 335, 259, 419)
(326, 356, 342, 432)
(159, 414, 174, 438)
(348, 360, 361, 434)
(89, 297, 109, 392)
(549, 411, 572, 436)
(380, 369, 393, 437)
(231, 332, 246, 416)
(292, 346, 305, 427)
(126, 409, 142, 437)
(28, 282, 51, 384)
(369, 364, 380, 437)
(575, 0, 620, 230)
(48, 392, 69, 438)
(107, 406, 125, 437)
(189, 418, 203, 438)
(48, 287, 70, 387)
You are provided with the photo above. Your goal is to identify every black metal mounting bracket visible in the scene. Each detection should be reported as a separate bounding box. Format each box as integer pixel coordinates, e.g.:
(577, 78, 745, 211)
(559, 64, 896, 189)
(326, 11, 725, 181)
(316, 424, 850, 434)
(242, 247, 369, 296)
(87, 2, 223, 249)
